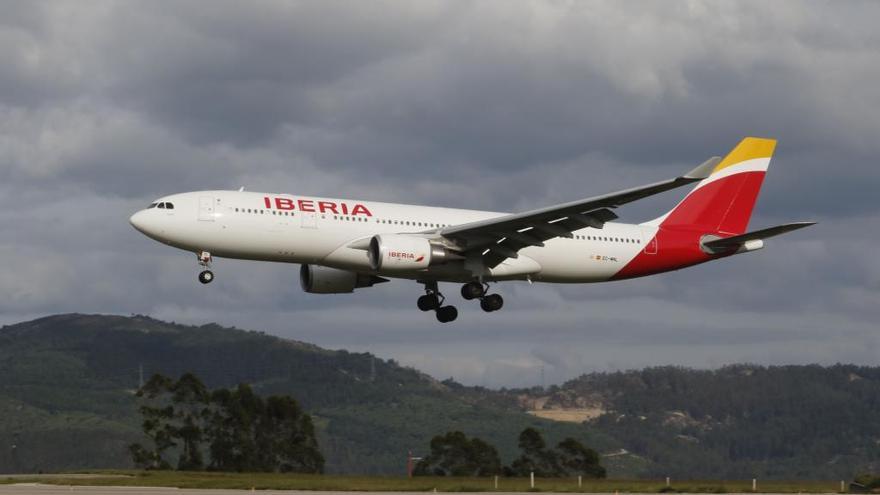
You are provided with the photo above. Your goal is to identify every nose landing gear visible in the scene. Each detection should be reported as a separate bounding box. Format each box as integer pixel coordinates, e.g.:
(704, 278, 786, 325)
(417, 281, 458, 323)
(198, 270, 214, 284)
(197, 251, 214, 284)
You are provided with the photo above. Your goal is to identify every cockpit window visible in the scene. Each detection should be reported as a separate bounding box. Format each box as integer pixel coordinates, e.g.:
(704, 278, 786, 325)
(165, 202, 174, 209)
(158, 203, 166, 209)
(147, 203, 158, 209)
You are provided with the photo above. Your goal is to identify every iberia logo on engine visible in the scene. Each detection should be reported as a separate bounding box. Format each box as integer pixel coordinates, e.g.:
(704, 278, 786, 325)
(389, 252, 425, 262)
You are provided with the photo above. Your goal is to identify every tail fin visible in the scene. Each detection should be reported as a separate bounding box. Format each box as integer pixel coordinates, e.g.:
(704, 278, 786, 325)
(648, 137, 776, 235)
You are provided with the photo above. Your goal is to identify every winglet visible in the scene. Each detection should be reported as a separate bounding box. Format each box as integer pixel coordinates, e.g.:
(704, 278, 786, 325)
(684, 156, 722, 180)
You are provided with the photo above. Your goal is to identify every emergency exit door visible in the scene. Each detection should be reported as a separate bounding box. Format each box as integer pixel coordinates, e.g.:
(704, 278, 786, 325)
(198, 196, 215, 221)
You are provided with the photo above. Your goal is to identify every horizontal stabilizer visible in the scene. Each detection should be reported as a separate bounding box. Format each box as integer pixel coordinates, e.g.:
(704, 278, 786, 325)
(701, 222, 815, 254)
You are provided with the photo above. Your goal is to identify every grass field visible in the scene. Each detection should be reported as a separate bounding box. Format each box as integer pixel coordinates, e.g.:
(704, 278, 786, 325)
(0, 470, 849, 492)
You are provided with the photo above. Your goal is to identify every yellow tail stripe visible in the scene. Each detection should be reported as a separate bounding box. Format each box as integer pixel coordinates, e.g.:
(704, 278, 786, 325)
(713, 137, 777, 173)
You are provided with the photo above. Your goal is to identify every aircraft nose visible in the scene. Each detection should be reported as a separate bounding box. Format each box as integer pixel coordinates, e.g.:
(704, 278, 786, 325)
(129, 210, 151, 234)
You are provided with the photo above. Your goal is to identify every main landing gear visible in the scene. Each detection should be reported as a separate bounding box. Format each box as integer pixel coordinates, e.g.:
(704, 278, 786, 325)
(197, 251, 214, 284)
(461, 281, 504, 312)
(417, 281, 458, 323)
(417, 281, 504, 322)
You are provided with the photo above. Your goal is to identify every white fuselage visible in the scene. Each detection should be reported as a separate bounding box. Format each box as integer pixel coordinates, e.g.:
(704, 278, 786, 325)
(130, 190, 657, 283)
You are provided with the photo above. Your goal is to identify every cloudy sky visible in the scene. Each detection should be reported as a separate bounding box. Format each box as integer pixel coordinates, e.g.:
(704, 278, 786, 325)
(2, 1, 878, 387)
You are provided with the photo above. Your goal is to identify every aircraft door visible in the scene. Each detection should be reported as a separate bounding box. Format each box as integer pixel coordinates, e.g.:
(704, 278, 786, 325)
(300, 211, 317, 229)
(642, 229, 658, 254)
(198, 196, 215, 222)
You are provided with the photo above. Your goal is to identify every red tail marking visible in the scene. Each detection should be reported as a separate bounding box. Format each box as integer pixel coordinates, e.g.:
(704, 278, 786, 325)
(661, 171, 766, 235)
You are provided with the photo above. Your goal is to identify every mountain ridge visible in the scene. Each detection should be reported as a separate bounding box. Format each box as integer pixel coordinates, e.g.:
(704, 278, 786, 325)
(1, 313, 878, 479)
(0, 313, 611, 475)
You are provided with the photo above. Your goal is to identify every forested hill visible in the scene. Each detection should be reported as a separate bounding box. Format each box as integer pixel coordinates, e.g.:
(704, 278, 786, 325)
(504, 365, 880, 479)
(0, 314, 604, 475)
(1, 314, 878, 479)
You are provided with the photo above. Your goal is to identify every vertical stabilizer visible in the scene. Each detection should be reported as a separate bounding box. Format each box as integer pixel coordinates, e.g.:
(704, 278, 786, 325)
(648, 137, 776, 235)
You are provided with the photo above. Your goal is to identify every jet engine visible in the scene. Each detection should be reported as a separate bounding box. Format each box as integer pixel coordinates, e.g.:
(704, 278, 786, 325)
(300, 264, 386, 294)
(368, 234, 456, 272)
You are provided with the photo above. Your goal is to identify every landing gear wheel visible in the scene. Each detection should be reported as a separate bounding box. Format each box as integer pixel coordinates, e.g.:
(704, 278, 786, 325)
(417, 294, 440, 311)
(198, 270, 214, 284)
(196, 251, 214, 285)
(480, 293, 503, 312)
(436, 306, 458, 323)
(461, 281, 486, 300)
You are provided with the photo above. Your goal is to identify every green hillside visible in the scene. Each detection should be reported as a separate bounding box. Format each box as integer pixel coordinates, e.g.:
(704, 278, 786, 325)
(0, 314, 613, 474)
(505, 366, 880, 479)
(2, 313, 878, 479)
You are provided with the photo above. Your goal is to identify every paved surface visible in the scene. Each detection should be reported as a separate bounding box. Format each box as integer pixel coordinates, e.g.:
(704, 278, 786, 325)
(0, 475, 131, 480)
(0, 488, 843, 495)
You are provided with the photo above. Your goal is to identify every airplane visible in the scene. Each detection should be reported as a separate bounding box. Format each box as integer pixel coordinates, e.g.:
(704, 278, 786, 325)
(130, 137, 814, 323)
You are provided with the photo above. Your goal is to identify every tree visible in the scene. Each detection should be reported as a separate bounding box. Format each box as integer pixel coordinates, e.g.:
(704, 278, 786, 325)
(506, 429, 606, 478)
(557, 438, 606, 478)
(130, 373, 323, 473)
(257, 395, 324, 473)
(205, 383, 261, 472)
(131, 373, 177, 469)
(414, 431, 502, 476)
(469, 438, 503, 476)
(171, 373, 209, 470)
(508, 427, 562, 477)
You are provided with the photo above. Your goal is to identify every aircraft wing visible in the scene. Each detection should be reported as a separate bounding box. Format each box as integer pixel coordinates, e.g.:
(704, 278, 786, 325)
(438, 156, 722, 268)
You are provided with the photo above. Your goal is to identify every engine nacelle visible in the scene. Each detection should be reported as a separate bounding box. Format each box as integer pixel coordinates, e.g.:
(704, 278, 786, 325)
(300, 264, 385, 294)
(368, 234, 453, 272)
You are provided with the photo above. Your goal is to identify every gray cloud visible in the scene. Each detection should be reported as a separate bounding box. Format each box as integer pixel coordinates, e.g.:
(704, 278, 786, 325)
(0, 0, 877, 386)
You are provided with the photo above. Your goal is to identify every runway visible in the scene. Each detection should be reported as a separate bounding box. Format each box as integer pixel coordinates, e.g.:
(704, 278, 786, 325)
(0, 487, 839, 495)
